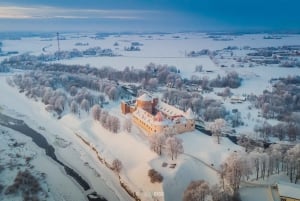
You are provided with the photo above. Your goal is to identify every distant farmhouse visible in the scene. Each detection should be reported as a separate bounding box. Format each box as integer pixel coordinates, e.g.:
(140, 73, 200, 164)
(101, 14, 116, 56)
(121, 94, 195, 135)
(230, 95, 246, 104)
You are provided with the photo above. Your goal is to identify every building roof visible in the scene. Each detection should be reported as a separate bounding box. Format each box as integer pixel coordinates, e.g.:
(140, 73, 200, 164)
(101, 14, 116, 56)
(156, 101, 195, 120)
(277, 182, 300, 199)
(156, 101, 183, 117)
(154, 112, 164, 122)
(133, 108, 169, 126)
(137, 93, 152, 102)
(185, 108, 195, 119)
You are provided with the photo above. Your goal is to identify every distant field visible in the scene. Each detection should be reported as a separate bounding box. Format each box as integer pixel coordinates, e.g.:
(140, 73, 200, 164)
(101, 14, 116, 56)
(57, 55, 217, 79)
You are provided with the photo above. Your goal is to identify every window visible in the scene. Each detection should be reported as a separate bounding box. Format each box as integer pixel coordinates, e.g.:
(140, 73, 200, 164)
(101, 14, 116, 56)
(280, 198, 286, 201)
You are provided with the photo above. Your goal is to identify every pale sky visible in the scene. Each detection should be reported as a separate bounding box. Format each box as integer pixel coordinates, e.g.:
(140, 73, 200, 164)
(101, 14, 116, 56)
(0, 0, 299, 32)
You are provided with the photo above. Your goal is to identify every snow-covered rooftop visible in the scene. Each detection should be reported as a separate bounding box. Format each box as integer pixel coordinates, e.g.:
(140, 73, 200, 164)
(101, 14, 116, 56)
(156, 101, 184, 117)
(137, 93, 152, 102)
(133, 107, 170, 126)
(156, 101, 194, 120)
(185, 108, 195, 119)
(277, 182, 300, 199)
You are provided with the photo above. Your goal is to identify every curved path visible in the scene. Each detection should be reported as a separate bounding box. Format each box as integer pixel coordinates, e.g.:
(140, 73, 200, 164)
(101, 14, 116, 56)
(182, 152, 220, 173)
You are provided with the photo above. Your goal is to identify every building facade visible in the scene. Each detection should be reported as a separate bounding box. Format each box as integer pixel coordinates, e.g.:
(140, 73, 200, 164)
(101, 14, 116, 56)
(121, 94, 195, 135)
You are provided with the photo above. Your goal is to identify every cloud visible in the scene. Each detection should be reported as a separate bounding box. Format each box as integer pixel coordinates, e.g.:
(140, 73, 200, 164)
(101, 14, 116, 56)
(0, 6, 155, 20)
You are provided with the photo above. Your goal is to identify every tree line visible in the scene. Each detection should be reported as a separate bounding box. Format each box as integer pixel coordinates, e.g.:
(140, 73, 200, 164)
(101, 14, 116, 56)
(182, 143, 300, 201)
(163, 89, 227, 121)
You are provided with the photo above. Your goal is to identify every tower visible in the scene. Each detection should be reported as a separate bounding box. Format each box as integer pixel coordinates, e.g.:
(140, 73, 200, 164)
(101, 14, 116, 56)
(136, 94, 153, 114)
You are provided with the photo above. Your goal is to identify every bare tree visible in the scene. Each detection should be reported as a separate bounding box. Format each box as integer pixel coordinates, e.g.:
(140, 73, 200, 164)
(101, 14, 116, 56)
(100, 110, 108, 127)
(211, 184, 234, 201)
(91, 104, 101, 121)
(148, 78, 159, 90)
(165, 136, 184, 160)
(107, 86, 119, 101)
(112, 159, 122, 174)
(195, 65, 203, 72)
(208, 118, 226, 144)
(111, 116, 120, 133)
(80, 99, 90, 113)
(70, 100, 79, 114)
(183, 180, 210, 201)
(123, 115, 132, 133)
(249, 148, 263, 180)
(150, 134, 166, 155)
(54, 95, 66, 113)
(69, 86, 78, 96)
(268, 144, 284, 174)
(222, 152, 247, 193)
(148, 169, 163, 183)
(286, 144, 300, 183)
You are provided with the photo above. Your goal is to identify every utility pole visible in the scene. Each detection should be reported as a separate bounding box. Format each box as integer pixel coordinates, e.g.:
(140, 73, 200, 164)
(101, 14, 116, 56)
(56, 32, 60, 60)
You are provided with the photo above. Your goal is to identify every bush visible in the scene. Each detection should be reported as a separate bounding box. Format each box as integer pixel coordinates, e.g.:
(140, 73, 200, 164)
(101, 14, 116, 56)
(5, 170, 42, 197)
(148, 169, 163, 183)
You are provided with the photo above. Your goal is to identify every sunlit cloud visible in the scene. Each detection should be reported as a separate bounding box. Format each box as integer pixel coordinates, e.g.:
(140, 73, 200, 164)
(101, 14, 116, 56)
(0, 6, 155, 20)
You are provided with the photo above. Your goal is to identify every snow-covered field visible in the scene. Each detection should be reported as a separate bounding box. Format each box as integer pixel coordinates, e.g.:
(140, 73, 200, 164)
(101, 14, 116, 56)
(0, 74, 240, 201)
(1, 32, 300, 201)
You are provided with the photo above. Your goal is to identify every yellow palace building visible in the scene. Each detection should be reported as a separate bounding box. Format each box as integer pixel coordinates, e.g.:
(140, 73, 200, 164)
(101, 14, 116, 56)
(121, 94, 195, 135)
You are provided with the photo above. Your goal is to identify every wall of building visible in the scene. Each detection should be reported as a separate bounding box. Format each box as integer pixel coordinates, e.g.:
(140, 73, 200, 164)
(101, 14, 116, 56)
(123, 95, 195, 135)
(137, 99, 153, 114)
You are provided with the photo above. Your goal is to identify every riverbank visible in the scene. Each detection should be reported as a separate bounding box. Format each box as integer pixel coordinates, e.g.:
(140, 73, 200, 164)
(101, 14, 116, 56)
(0, 124, 86, 201)
(0, 76, 132, 201)
(0, 112, 106, 201)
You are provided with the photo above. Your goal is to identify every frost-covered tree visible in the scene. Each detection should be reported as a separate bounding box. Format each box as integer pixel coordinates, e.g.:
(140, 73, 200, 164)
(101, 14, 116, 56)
(42, 88, 53, 104)
(100, 110, 108, 126)
(208, 118, 226, 144)
(123, 115, 132, 133)
(69, 86, 78, 96)
(195, 65, 203, 72)
(210, 184, 234, 201)
(191, 97, 202, 115)
(54, 95, 66, 112)
(259, 152, 269, 180)
(80, 99, 90, 113)
(148, 169, 163, 183)
(111, 116, 120, 133)
(286, 144, 300, 183)
(165, 136, 184, 160)
(268, 144, 284, 174)
(91, 104, 101, 121)
(107, 86, 119, 101)
(70, 100, 79, 114)
(249, 148, 263, 180)
(183, 180, 210, 201)
(222, 152, 247, 193)
(148, 78, 158, 90)
(150, 134, 166, 155)
(174, 78, 183, 89)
